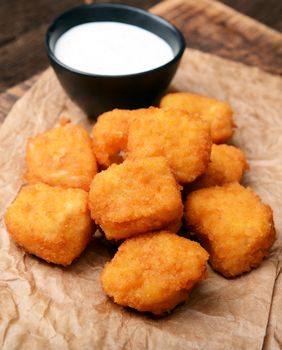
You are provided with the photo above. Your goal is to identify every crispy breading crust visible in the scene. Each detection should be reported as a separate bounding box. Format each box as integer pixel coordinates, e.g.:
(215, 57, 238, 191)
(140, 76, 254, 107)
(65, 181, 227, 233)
(5, 183, 93, 266)
(26, 122, 97, 191)
(184, 183, 275, 277)
(101, 231, 209, 315)
(92, 108, 154, 168)
(127, 107, 212, 183)
(160, 92, 235, 143)
(189, 144, 248, 190)
(88, 157, 183, 240)
(92, 109, 134, 168)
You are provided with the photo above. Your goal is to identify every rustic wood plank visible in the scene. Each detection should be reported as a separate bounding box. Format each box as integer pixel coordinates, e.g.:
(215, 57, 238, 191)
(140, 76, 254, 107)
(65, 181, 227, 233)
(0, 75, 39, 123)
(152, 0, 282, 76)
(0, 0, 81, 46)
(0, 24, 49, 92)
(220, 0, 282, 32)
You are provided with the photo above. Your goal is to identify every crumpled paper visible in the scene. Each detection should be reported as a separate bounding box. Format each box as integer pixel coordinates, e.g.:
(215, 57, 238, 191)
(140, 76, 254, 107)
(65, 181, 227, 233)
(0, 48, 281, 350)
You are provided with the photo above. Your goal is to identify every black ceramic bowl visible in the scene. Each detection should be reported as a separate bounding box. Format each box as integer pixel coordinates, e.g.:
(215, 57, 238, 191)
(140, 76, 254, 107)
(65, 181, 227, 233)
(45, 3, 185, 118)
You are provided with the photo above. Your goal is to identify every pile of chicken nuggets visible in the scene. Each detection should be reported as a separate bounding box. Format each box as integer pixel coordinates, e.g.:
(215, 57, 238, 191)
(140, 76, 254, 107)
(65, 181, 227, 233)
(5, 92, 275, 315)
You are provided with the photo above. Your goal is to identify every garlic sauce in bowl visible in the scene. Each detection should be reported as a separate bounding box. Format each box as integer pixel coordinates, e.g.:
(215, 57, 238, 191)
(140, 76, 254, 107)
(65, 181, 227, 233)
(45, 3, 185, 117)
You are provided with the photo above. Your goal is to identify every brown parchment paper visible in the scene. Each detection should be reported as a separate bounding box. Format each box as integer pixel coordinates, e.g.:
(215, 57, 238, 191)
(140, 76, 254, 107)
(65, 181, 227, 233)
(0, 49, 282, 350)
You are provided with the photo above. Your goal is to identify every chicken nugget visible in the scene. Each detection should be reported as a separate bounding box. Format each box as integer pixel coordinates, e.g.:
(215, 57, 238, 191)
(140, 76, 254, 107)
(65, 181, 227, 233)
(92, 108, 150, 168)
(127, 107, 212, 183)
(189, 144, 248, 190)
(101, 231, 209, 315)
(26, 121, 97, 191)
(185, 183, 275, 277)
(160, 92, 235, 143)
(92, 109, 133, 168)
(5, 183, 93, 266)
(88, 157, 183, 240)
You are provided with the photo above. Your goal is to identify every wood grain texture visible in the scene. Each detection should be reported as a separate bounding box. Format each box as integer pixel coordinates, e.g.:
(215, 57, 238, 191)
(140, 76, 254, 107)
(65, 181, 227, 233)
(0, 75, 39, 123)
(221, 0, 282, 32)
(152, 0, 282, 76)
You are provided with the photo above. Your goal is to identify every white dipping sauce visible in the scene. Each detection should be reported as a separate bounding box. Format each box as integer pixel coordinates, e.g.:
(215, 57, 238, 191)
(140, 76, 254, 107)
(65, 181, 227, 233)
(54, 22, 174, 75)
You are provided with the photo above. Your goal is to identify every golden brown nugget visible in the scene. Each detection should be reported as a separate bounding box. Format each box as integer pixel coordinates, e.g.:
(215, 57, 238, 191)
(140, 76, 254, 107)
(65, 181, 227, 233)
(190, 144, 248, 190)
(185, 183, 275, 277)
(92, 108, 150, 168)
(89, 157, 183, 240)
(127, 107, 212, 183)
(5, 183, 93, 266)
(26, 121, 97, 191)
(92, 109, 133, 168)
(160, 92, 235, 143)
(101, 231, 209, 315)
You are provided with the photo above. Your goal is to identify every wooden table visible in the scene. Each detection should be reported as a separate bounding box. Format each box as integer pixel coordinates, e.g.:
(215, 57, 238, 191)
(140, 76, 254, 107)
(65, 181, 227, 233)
(0, 0, 281, 123)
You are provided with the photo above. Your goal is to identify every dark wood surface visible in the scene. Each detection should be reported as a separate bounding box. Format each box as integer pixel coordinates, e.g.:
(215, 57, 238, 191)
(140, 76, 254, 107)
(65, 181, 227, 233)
(0, 0, 282, 124)
(153, 0, 282, 75)
(221, 0, 282, 32)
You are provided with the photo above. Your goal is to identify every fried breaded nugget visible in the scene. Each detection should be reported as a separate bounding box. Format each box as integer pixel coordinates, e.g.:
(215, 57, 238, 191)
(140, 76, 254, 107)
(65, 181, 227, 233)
(185, 183, 275, 277)
(92, 108, 152, 168)
(189, 144, 248, 190)
(5, 183, 93, 266)
(127, 107, 212, 183)
(92, 109, 134, 168)
(101, 231, 209, 315)
(160, 92, 235, 143)
(26, 121, 97, 191)
(89, 157, 183, 240)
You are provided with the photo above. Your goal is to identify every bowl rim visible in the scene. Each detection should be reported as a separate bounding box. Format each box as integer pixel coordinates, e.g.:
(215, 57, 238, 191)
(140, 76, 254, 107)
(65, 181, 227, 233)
(45, 3, 186, 79)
